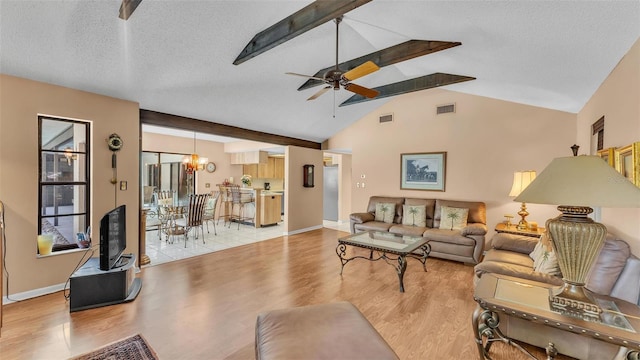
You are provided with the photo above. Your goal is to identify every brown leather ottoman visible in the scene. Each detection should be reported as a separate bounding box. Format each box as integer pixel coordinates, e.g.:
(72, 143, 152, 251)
(255, 301, 399, 360)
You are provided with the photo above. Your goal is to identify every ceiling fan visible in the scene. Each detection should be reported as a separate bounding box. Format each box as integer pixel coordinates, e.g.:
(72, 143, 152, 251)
(286, 16, 380, 101)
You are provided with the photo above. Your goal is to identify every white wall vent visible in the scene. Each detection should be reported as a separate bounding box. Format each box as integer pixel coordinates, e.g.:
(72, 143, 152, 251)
(379, 113, 393, 123)
(436, 103, 456, 115)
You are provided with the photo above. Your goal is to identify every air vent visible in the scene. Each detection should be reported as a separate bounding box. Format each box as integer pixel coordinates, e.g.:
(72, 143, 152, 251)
(436, 103, 455, 115)
(379, 114, 393, 123)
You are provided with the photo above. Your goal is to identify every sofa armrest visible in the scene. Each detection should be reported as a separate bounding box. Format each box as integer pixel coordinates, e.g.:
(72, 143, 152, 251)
(350, 212, 374, 224)
(491, 233, 538, 255)
(461, 223, 487, 236)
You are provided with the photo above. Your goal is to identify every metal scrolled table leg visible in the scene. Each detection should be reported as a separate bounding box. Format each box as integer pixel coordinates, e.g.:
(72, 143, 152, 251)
(396, 255, 408, 292)
(336, 243, 348, 275)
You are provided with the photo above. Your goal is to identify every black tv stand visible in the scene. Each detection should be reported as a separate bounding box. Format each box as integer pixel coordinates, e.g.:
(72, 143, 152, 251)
(69, 253, 142, 312)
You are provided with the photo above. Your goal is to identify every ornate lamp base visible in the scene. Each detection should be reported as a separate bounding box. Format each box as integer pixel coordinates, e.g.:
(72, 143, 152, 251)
(516, 202, 529, 230)
(546, 205, 607, 321)
(549, 283, 602, 322)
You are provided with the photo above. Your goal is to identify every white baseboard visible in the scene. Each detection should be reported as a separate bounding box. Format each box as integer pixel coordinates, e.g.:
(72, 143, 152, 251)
(2, 282, 66, 305)
(285, 224, 323, 236)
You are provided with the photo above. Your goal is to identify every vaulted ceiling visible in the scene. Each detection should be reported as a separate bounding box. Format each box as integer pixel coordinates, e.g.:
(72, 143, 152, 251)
(1, 1, 638, 143)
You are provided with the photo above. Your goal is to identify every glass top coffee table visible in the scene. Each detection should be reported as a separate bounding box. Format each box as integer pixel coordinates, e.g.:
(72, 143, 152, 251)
(336, 231, 431, 292)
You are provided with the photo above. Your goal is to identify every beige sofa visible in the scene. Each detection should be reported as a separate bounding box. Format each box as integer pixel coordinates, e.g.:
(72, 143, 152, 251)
(474, 232, 640, 359)
(349, 196, 487, 264)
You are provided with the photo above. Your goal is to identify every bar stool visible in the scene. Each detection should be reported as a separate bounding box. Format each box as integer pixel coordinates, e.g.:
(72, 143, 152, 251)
(217, 184, 233, 226)
(229, 185, 253, 229)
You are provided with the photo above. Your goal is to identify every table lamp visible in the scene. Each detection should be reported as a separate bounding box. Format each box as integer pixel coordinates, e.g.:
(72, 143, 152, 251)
(515, 153, 640, 320)
(509, 171, 537, 230)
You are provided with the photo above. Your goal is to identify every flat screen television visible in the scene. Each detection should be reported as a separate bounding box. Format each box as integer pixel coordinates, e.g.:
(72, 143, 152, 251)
(99, 205, 127, 271)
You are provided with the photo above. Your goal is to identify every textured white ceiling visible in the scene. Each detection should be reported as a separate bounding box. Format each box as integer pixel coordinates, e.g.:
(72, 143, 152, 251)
(1, 0, 638, 143)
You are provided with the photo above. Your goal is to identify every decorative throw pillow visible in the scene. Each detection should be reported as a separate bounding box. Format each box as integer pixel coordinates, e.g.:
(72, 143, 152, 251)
(529, 239, 544, 261)
(533, 247, 561, 275)
(438, 206, 469, 230)
(374, 202, 396, 224)
(402, 205, 427, 227)
(532, 232, 561, 275)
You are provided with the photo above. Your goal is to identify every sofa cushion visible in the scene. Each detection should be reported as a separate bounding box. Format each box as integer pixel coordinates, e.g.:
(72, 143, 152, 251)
(354, 221, 394, 233)
(586, 235, 631, 295)
(423, 228, 476, 246)
(438, 206, 469, 230)
(389, 224, 427, 237)
(401, 205, 426, 227)
(375, 203, 396, 224)
(474, 259, 565, 286)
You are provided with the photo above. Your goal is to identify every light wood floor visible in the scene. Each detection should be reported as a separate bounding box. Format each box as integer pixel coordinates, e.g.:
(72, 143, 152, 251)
(0, 228, 570, 359)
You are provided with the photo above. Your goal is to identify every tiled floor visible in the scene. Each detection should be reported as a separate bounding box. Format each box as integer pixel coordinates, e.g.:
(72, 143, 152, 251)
(144, 218, 350, 267)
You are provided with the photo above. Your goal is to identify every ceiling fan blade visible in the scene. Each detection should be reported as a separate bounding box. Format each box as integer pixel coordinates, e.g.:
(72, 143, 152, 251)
(307, 86, 331, 100)
(341, 73, 476, 106)
(297, 40, 462, 91)
(286, 72, 325, 81)
(342, 61, 379, 82)
(343, 83, 379, 98)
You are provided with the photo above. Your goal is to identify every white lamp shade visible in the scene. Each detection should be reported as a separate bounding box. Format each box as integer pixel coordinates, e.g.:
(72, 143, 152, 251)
(515, 155, 640, 208)
(509, 171, 537, 197)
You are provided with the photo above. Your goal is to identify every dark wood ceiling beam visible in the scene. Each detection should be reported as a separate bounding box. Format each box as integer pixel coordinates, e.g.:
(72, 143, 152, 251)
(298, 40, 461, 90)
(119, 0, 143, 20)
(140, 109, 321, 150)
(233, 0, 372, 65)
(339, 73, 476, 107)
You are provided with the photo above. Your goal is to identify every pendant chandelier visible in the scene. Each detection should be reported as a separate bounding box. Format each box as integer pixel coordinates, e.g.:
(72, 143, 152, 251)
(183, 132, 207, 174)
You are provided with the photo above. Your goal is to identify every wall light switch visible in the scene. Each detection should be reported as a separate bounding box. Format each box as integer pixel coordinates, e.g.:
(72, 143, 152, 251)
(362, 182, 365, 188)
(356, 182, 360, 188)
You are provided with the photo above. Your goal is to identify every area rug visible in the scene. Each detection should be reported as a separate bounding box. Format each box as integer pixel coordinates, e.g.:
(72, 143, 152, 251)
(69, 334, 158, 360)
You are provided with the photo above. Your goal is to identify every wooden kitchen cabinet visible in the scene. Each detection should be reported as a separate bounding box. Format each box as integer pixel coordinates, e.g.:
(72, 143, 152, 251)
(243, 156, 284, 180)
(273, 157, 284, 179)
(231, 151, 268, 164)
(242, 164, 258, 178)
(260, 194, 282, 226)
(258, 157, 275, 178)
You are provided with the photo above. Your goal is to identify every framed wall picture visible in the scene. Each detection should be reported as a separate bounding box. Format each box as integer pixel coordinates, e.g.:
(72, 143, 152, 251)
(596, 147, 615, 167)
(400, 152, 447, 191)
(615, 142, 640, 187)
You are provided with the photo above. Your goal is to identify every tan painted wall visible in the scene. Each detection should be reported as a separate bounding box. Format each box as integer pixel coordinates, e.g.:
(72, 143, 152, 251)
(577, 38, 640, 254)
(142, 132, 242, 194)
(0, 74, 139, 295)
(284, 146, 323, 233)
(327, 89, 577, 244)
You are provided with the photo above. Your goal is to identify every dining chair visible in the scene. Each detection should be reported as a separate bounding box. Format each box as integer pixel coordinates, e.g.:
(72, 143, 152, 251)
(174, 193, 210, 247)
(154, 190, 176, 239)
(202, 191, 220, 235)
